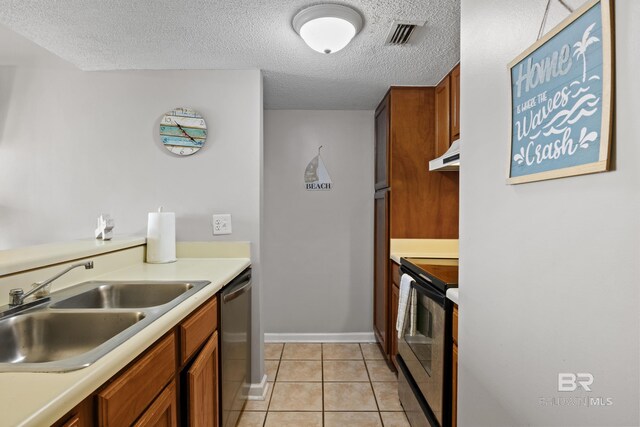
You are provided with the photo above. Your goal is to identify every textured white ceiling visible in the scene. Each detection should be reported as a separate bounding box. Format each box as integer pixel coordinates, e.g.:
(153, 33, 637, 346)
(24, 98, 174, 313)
(0, 0, 460, 109)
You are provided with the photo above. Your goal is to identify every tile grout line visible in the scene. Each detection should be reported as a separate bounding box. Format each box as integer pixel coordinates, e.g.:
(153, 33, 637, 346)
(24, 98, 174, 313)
(361, 343, 385, 427)
(263, 343, 282, 427)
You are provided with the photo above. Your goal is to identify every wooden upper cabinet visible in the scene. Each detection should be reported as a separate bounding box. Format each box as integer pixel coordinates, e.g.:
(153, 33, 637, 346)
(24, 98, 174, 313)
(387, 88, 458, 239)
(450, 64, 461, 141)
(435, 75, 451, 158)
(374, 93, 390, 190)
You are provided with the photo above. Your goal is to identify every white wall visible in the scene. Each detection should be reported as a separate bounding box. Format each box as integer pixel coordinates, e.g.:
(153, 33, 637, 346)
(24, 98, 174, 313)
(263, 110, 374, 336)
(459, 1, 639, 426)
(0, 66, 262, 250)
(0, 27, 265, 383)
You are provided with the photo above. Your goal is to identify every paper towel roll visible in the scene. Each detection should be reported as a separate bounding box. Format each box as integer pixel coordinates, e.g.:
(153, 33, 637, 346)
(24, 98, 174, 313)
(146, 207, 176, 263)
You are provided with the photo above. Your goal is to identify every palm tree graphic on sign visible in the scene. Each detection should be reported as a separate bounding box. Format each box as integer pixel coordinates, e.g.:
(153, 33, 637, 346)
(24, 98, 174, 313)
(573, 23, 600, 83)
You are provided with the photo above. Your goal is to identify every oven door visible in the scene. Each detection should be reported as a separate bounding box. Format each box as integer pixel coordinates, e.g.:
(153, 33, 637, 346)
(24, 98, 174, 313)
(397, 277, 448, 427)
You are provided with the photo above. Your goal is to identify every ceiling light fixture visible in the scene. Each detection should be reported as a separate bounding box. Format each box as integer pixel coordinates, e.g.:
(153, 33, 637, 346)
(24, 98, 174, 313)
(293, 4, 363, 54)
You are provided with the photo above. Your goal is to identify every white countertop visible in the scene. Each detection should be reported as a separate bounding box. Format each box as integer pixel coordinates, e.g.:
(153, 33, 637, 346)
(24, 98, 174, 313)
(389, 239, 459, 264)
(0, 257, 250, 427)
(446, 288, 459, 305)
(0, 236, 145, 276)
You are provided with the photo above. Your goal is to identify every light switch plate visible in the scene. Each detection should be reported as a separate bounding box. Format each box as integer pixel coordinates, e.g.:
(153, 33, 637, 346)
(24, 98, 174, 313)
(212, 214, 232, 235)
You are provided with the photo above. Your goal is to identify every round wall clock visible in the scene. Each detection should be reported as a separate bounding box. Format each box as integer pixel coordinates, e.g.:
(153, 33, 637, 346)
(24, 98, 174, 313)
(159, 107, 207, 156)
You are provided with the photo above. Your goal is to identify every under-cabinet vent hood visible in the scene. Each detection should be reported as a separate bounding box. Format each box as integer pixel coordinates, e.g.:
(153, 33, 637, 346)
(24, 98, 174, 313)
(429, 139, 460, 171)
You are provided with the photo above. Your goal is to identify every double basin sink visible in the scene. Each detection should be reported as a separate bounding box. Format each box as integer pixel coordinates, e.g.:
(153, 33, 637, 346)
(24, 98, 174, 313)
(0, 280, 210, 372)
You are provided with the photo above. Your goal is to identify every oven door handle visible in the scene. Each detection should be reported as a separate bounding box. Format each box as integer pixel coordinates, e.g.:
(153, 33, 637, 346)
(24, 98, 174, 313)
(411, 280, 446, 308)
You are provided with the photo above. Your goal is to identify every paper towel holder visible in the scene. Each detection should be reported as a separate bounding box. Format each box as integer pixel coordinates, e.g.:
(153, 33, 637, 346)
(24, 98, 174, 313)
(146, 206, 177, 264)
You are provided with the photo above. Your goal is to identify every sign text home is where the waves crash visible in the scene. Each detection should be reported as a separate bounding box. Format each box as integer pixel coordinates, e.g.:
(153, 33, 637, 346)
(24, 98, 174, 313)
(508, 0, 613, 184)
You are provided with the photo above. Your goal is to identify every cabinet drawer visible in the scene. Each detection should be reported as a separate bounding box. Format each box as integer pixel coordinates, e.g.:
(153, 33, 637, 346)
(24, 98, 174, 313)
(180, 296, 217, 364)
(452, 304, 458, 345)
(391, 261, 400, 287)
(98, 332, 176, 426)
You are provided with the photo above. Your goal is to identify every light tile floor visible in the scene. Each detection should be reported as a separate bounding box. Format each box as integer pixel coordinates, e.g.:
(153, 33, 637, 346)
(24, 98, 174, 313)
(238, 343, 410, 427)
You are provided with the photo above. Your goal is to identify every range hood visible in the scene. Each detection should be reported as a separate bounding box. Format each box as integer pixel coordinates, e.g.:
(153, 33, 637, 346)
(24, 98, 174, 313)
(429, 139, 460, 171)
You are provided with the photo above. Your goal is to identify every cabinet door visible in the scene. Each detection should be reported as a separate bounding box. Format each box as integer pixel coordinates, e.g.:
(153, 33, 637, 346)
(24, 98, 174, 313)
(374, 189, 390, 354)
(450, 64, 461, 141)
(435, 75, 451, 158)
(375, 93, 390, 190)
(186, 331, 219, 427)
(134, 381, 178, 427)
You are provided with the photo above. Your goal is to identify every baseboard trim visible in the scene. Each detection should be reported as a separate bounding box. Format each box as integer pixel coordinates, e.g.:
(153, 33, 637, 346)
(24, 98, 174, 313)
(246, 374, 269, 401)
(264, 332, 376, 343)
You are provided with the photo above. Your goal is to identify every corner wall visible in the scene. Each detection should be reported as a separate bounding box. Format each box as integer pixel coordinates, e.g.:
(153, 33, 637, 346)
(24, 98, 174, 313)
(459, 1, 639, 425)
(0, 26, 264, 383)
(262, 110, 375, 337)
(0, 66, 262, 250)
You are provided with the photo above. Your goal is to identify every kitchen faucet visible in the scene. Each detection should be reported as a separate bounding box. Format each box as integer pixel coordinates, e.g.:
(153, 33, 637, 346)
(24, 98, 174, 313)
(8, 261, 94, 306)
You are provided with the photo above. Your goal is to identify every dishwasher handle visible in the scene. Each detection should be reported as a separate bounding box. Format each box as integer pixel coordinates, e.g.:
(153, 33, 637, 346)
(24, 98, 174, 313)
(222, 271, 252, 303)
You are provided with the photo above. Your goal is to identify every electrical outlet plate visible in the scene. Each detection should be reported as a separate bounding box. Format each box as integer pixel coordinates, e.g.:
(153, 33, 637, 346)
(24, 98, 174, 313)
(212, 214, 232, 235)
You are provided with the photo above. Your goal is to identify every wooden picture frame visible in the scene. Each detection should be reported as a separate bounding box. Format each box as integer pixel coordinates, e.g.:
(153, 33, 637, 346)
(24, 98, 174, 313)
(507, 0, 614, 185)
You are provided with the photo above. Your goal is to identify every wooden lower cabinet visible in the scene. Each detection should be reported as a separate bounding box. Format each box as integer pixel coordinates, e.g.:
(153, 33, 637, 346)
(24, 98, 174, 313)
(134, 381, 178, 427)
(53, 294, 222, 427)
(185, 331, 219, 427)
(390, 283, 399, 370)
(61, 416, 80, 427)
(51, 397, 93, 427)
(97, 333, 176, 426)
(180, 297, 217, 365)
(390, 261, 401, 370)
(374, 189, 390, 354)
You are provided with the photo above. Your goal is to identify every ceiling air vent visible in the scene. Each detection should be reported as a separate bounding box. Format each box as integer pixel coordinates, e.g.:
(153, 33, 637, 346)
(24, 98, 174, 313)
(385, 20, 425, 45)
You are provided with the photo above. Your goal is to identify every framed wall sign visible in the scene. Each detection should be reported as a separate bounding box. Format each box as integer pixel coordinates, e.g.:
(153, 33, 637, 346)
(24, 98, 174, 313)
(507, 0, 613, 184)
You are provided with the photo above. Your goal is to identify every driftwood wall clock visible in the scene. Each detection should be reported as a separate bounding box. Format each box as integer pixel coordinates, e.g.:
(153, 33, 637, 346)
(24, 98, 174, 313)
(159, 107, 208, 156)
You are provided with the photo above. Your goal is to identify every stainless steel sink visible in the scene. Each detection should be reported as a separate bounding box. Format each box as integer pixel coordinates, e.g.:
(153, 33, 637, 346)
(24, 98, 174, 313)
(0, 280, 210, 372)
(0, 311, 144, 364)
(51, 283, 195, 309)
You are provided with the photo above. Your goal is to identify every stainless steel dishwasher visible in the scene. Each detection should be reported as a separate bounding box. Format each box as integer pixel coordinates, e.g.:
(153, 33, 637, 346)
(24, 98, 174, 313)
(220, 268, 252, 427)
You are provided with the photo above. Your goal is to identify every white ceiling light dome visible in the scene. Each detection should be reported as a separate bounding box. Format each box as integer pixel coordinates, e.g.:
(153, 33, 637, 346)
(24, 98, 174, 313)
(293, 4, 363, 54)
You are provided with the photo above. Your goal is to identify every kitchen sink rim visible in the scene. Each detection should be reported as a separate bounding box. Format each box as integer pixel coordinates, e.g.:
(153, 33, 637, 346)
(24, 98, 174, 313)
(0, 279, 211, 372)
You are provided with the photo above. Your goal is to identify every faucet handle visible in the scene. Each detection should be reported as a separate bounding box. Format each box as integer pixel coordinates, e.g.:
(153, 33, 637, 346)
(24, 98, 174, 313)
(9, 289, 24, 306)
